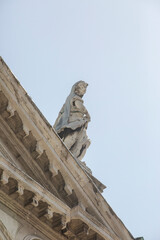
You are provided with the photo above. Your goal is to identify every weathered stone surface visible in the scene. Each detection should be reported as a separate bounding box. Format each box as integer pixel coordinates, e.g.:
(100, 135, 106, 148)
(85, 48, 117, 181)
(54, 81, 91, 160)
(0, 57, 138, 240)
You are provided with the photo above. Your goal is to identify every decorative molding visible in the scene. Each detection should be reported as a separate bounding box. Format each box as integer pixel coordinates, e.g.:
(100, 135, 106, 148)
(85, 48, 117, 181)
(22, 125, 30, 138)
(17, 183, 24, 196)
(0, 220, 13, 240)
(49, 163, 59, 177)
(32, 195, 41, 207)
(35, 143, 43, 157)
(1, 171, 9, 184)
(0, 142, 14, 164)
(64, 184, 72, 195)
(6, 103, 15, 118)
(0, 57, 135, 240)
(0, 156, 70, 216)
(0, 191, 66, 240)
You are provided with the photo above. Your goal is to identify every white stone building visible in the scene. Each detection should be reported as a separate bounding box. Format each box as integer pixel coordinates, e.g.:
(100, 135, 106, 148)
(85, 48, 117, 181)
(0, 57, 142, 240)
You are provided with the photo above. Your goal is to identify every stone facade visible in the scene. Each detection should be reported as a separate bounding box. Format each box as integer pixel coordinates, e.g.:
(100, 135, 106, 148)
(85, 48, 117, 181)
(0, 57, 137, 240)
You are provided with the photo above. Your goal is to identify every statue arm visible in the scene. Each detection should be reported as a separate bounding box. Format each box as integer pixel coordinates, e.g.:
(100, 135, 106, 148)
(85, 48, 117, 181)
(75, 99, 91, 122)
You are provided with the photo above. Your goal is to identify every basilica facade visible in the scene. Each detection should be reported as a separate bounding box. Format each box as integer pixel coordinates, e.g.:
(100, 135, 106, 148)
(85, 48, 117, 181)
(0, 57, 142, 240)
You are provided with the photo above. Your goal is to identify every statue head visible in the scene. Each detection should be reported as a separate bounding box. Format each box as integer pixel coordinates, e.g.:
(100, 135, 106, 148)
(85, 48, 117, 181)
(74, 81, 88, 97)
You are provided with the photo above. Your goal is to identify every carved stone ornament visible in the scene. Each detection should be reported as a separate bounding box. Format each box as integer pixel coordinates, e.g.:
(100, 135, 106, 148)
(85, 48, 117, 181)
(54, 81, 91, 160)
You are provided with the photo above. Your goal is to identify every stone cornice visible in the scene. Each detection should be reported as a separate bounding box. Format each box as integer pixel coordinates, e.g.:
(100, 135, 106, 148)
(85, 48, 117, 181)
(0, 57, 134, 240)
(0, 191, 66, 240)
(0, 156, 111, 240)
(0, 156, 70, 216)
(0, 56, 111, 227)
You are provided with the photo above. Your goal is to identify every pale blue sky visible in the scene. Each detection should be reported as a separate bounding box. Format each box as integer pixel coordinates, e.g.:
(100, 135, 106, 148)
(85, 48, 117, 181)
(0, 1, 160, 239)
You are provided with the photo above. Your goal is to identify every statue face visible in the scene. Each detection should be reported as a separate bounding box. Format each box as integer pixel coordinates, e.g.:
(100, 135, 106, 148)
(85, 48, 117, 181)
(75, 82, 88, 96)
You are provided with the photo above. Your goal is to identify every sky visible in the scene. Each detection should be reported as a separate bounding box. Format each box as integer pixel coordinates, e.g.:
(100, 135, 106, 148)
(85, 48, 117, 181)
(0, 1, 160, 239)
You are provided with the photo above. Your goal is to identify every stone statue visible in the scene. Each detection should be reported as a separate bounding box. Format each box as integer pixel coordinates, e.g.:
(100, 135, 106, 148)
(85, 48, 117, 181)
(54, 81, 91, 160)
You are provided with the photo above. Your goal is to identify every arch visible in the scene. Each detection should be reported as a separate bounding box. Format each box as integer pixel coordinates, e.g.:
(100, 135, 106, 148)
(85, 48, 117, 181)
(23, 235, 43, 240)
